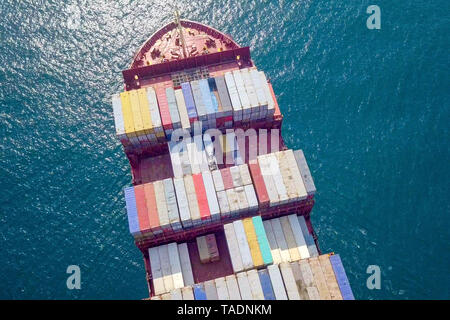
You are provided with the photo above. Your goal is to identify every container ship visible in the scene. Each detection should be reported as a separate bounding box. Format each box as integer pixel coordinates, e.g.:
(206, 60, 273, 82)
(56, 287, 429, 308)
(111, 14, 354, 300)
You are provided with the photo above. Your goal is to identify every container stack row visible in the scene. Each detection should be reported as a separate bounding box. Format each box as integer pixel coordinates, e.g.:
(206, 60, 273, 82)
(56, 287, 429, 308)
(150, 253, 353, 300)
(148, 242, 195, 296)
(112, 68, 277, 152)
(224, 216, 273, 273)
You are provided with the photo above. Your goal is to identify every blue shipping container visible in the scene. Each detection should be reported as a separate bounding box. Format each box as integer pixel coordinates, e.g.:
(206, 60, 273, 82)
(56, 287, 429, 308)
(124, 187, 140, 236)
(199, 79, 217, 116)
(193, 283, 207, 300)
(258, 269, 276, 300)
(329, 254, 355, 300)
(181, 82, 197, 120)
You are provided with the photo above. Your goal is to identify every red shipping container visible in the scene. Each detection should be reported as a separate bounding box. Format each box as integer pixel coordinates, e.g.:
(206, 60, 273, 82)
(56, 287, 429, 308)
(143, 183, 161, 232)
(248, 160, 270, 208)
(205, 234, 220, 262)
(192, 173, 211, 221)
(155, 86, 173, 130)
(220, 167, 234, 190)
(133, 185, 151, 233)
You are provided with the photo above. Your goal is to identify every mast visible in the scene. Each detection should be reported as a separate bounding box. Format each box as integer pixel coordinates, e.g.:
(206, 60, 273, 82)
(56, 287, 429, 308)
(174, 9, 188, 59)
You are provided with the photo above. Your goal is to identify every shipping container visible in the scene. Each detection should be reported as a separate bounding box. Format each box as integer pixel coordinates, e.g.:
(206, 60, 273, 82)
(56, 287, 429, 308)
(181, 82, 198, 122)
(262, 220, 282, 264)
(287, 214, 310, 259)
(242, 218, 264, 268)
(267, 264, 288, 300)
(158, 244, 174, 293)
(215, 277, 229, 300)
(199, 79, 217, 120)
(306, 287, 321, 300)
(168, 243, 184, 289)
(297, 215, 318, 257)
(124, 187, 140, 236)
(230, 166, 243, 187)
(266, 153, 289, 204)
(225, 275, 242, 300)
(204, 280, 218, 300)
(181, 286, 195, 300)
(205, 234, 220, 262)
(166, 87, 181, 129)
(284, 150, 308, 200)
(240, 69, 259, 120)
(235, 186, 249, 213)
(289, 261, 310, 300)
(168, 141, 183, 178)
(186, 140, 200, 174)
(146, 87, 164, 140)
(225, 188, 240, 217)
(252, 216, 273, 266)
(270, 218, 292, 263)
(247, 269, 265, 300)
(129, 90, 148, 145)
(119, 91, 139, 146)
(233, 220, 253, 270)
(319, 255, 343, 300)
(170, 288, 182, 300)
(329, 254, 355, 300)
(298, 259, 318, 299)
(112, 94, 129, 144)
(161, 293, 171, 300)
(149, 247, 166, 295)
(193, 283, 207, 300)
(250, 69, 268, 118)
(155, 86, 173, 131)
(212, 170, 225, 192)
(244, 185, 258, 211)
(257, 155, 280, 206)
(258, 269, 276, 300)
(275, 151, 298, 202)
(177, 243, 195, 286)
(163, 178, 181, 231)
(143, 183, 161, 234)
(248, 160, 270, 208)
(236, 272, 253, 300)
(190, 80, 207, 121)
(279, 262, 301, 300)
(215, 76, 233, 118)
(134, 185, 151, 233)
(153, 181, 171, 232)
(202, 171, 220, 222)
(216, 190, 231, 218)
(194, 135, 209, 172)
(138, 88, 157, 143)
(174, 89, 191, 131)
(223, 223, 244, 273)
(258, 71, 275, 118)
(280, 216, 301, 261)
(224, 72, 242, 121)
(192, 173, 211, 223)
(308, 257, 332, 300)
(239, 164, 252, 186)
(173, 178, 192, 229)
(293, 150, 316, 197)
(232, 70, 251, 121)
(196, 236, 211, 263)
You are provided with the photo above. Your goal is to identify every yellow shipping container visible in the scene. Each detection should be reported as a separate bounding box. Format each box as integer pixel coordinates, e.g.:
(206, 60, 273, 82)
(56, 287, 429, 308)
(242, 218, 264, 267)
(129, 89, 147, 138)
(119, 91, 137, 138)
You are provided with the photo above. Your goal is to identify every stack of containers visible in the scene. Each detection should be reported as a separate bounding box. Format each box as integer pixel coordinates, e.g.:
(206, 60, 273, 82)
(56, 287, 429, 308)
(232, 69, 251, 122)
(181, 82, 198, 126)
(165, 88, 182, 130)
(224, 216, 273, 274)
(196, 234, 220, 263)
(212, 76, 234, 128)
(224, 72, 242, 122)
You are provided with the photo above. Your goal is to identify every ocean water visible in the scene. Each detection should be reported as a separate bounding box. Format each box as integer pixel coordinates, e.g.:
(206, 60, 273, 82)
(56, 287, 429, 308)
(0, 0, 448, 300)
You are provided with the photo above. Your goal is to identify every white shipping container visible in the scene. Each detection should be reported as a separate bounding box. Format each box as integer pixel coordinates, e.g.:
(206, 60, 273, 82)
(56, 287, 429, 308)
(204, 280, 218, 300)
(285, 149, 308, 200)
(235, 186, 249, 213)
(276, 151, 298, 202)
(197, 236, 210, 263)
(279, 262, 301, 300)
(173, 178, 192, 228)
(257, 155, 279, 206)
(181, 286, 195, 300)
(163, 178, 181, 231)
(250, 69, 268, 115)
(111, 94, 127, 139)
(158, 244, 174, 293)
(244, 184, 258, 211)
(226, 188, 240, 217)
(306, 286, 321, 300)
(202, 171, 220, 221)
(154, 181, 171, 231)
(270, 218, 291, 262)
(266, 153, 289, 204)
(161, 293, 171, 300)
(186, 140, 200, 174)
(233, 70, 251, 121)
(168, 141, 183, 179)
(177, 243, 194, 286)
(262, 220, 282, 264)
(230, 166, 243, 187)
(148, 247, 166, 295)
(280, 216, 301, 261)
(174, 89, 191, 131)
(184, 175, 201, 226)
(236, 272, 253, 300)
(168, 243, 184, 289)
(299, 260, 316, 288)
(238, 164, 253, 186)
(287, 214, 310, 259)
(290, 261, 311, 300)
(223, 223, 244, 273)
(247, 269, 265, 300)
(224, 72, 242, 121)
(225, 275, 242, 300)
(233, 220, 254, 270)
(170, 288, 182, 300)
(258, 72, 275, 118)
(212, 169, 225, 192)
(194, 135, 209, 172)
(240, 69, 259, 120)
(267, 264, 288, 300)
(217, 190, 231, 218)
(215, 277, 230, 300)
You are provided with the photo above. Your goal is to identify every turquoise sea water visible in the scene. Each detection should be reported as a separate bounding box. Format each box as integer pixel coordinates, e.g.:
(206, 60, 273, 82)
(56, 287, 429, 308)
(0, 0, 448, 299)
